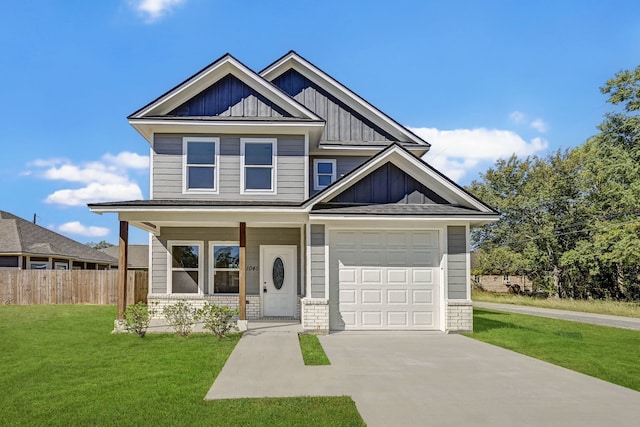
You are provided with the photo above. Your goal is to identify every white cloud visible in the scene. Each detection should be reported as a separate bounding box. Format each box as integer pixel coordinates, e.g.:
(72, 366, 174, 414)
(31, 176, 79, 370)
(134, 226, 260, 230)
(131, 0, 186, 23)
(409, 127, 549, 183)
(28, 151, 149, 207)
(46, 183, 144, 206)
(530, 118, 549, 133)
(58, 221, 110, 238)
(508, 111, 549, 133)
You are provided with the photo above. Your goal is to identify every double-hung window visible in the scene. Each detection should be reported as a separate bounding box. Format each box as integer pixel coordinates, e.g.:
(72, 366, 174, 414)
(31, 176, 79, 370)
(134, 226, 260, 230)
(211, 242, 240, 293)
(241, 138, 276, 193)
(183, 137, 219, 192)
(313, 159, 337, 190)
(168, 241, 202, 294)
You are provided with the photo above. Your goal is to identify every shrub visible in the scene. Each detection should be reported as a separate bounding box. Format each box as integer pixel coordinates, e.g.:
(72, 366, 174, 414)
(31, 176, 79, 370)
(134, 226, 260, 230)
(198, 303, 239, 338)
(163, 301, 198, 337)
(123, 302, 156, 338)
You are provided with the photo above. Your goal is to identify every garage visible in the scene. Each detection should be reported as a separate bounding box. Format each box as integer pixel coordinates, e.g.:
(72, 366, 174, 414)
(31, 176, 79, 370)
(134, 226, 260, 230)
(329, 230, 441, 330)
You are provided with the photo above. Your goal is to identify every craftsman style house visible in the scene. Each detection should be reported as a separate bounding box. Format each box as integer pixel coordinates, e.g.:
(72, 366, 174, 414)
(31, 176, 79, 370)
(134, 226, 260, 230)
(90, 51, 497, 332)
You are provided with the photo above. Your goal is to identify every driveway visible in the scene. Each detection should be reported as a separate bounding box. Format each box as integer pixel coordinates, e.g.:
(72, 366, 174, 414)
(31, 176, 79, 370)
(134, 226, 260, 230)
(206, 324, 640, 426)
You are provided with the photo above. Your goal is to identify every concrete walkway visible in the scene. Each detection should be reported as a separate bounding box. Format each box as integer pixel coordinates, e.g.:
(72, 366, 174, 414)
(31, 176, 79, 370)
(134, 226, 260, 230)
(205, 322, 640, 426)
(474, 301, 640, 330)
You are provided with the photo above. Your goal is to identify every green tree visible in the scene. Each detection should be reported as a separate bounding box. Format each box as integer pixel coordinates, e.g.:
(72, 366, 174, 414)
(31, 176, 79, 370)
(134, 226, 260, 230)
(86, 240, 115, 250)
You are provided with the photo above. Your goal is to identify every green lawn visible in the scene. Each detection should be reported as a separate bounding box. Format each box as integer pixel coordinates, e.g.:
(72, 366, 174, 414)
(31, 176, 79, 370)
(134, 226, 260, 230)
(298, 334, 331, 366)
(468, 308, 640, 391)
(472, 289, 640, 318)
(0, 305, 364, 426)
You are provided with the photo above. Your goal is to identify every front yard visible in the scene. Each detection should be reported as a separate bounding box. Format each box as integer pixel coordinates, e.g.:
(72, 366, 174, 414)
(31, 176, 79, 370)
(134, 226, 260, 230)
(0, 305, 363, 426)
(469, 308, 640, 391)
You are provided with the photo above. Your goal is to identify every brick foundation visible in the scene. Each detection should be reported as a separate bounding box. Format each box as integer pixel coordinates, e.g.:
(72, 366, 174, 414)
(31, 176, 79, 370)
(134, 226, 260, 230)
(301, 298, 329, 333)
(446, 300, 473, 333)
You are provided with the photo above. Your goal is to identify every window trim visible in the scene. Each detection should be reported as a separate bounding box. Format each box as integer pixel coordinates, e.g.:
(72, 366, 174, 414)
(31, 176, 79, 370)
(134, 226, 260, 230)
(182, 137, 220, 194)
(240, 138, 277, 194)
(167, 240, 204, 295)
(313, 158, 337, 190)
(209, 241, 241, 294)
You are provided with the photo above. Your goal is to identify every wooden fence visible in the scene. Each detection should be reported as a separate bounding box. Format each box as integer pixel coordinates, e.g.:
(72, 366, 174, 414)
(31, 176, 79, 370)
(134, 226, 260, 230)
(0, 270, 148, 305)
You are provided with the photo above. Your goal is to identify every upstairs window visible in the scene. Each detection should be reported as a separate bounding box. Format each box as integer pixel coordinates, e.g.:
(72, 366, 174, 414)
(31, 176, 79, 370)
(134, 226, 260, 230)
(241, 138, 276, 193)
(183, 137, 219, 192)
(313, 159, 336, 190)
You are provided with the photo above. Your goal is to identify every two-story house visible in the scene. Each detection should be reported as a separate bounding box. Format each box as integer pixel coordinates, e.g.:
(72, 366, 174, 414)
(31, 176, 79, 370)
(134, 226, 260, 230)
(90, 51, 498, 333)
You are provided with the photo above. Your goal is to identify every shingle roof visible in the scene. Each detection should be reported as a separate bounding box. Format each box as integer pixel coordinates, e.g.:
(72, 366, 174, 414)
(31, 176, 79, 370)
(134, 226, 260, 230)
(101, 245, 148, 269)
(0, 211, 118, 263)
(311, 203, 497, 216)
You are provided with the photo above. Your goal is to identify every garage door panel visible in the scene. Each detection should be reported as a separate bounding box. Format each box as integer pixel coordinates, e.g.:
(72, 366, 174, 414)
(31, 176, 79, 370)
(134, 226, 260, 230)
(361, 289, 382, 304)
(388, 311, 409, 327)
(331, 230, 440, 331)
(361, 311, 383, 327)
(387, 289, 408, 304)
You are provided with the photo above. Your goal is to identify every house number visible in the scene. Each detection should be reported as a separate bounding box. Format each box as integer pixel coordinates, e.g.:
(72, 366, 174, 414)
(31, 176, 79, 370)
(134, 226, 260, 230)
(246, 266, 259, 271)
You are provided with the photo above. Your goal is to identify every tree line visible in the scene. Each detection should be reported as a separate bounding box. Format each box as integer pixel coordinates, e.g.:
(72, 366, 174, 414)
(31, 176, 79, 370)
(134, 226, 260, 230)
(468, 66, 640, 300)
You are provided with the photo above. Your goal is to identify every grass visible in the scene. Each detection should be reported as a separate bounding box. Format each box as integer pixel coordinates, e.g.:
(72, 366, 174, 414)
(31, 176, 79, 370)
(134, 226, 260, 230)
(298, 334, 331, 366)
(468, 307, 640, 391)
(0, 305, 364, 427)
(472, 289, 640, 318)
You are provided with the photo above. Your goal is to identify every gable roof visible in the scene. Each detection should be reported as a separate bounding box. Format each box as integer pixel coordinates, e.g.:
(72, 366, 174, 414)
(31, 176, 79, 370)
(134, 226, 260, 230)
(0, 211, 117, 263)
(260, 51, 430, 150)
(303, 143, 498, 215)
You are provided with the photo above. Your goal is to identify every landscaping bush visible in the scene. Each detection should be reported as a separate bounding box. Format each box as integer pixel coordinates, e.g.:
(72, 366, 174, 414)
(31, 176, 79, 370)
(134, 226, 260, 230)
(198, 303, 239, 338)
(163, 301, 198, 337)
(123, 302, 156, 338)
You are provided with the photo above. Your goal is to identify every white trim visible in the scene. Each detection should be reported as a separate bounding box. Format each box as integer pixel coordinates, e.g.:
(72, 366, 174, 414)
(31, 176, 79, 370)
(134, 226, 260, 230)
(440, 227, 448, 331)
(167, 240, 204, 295)
(313, 158, 337, 191)
(304, 133, 310, 199)
(148, 233, 154, 296)
(132, 55, 321, 120)
(260, 52, 429, 147)
(299, 225, 305, 297)
(323, 225, 329, 299)
(182, 137, 220, 194)
(465, 223, 471, 300)
(240, 138, 277, 194)
(149, 144, 154, 200)
(209, 241, 240, 295)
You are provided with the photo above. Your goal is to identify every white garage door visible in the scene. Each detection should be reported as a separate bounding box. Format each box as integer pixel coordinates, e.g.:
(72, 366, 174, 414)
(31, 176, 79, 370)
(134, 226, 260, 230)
(329, 230, 440, 330)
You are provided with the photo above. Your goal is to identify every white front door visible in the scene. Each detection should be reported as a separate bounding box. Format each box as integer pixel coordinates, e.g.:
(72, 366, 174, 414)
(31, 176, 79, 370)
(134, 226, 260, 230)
(261, 245, 297, 317)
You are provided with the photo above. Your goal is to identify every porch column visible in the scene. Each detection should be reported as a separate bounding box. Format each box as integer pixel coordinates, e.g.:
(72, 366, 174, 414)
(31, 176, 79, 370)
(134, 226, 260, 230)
(117, 221, 129, 320)
(239, 222, 246, 320)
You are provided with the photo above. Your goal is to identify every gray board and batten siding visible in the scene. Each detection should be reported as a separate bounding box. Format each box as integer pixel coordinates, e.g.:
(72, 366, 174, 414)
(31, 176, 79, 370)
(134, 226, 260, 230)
(308, 156, 369, 196)
(153, 134, 306, 202)
(310, 224, 326, 299)
(168, 74, 291, 118)
(447, 226, 468, 300)
(272, 69, 394, 143)
(151, 227, 302, 295)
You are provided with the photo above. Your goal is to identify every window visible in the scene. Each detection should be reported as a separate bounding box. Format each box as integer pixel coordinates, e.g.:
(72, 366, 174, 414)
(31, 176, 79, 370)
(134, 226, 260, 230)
(211, 242, 240, 293)
(54, 262, 69, 270)
(168, 241, 202, 294)
(241, 138, 276, 192)
(313, 159, 336, 190)
(29, 262, 48, 270)
(183, 137, 219, 192)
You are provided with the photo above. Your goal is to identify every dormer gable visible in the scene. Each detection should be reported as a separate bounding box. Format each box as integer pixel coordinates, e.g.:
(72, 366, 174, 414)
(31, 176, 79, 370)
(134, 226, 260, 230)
(261, 51, 430, 154)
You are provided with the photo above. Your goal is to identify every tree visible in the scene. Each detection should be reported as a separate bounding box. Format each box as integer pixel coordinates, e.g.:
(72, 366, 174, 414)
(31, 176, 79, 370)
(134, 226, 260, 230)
(86, 240, 115, 250)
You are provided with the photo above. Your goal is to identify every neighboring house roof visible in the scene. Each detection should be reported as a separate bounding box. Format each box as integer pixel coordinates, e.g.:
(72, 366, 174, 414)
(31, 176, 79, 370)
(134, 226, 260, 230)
(0, 211, 117, 264)
(101, 245, 149, 269)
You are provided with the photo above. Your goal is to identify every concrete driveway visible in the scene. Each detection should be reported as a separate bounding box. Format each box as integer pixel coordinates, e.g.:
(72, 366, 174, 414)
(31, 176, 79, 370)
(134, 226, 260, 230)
(206, 324, 640, 426)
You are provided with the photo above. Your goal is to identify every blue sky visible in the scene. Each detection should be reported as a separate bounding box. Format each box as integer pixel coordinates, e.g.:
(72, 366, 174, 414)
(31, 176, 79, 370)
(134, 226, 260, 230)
(1, 0, 639, 245)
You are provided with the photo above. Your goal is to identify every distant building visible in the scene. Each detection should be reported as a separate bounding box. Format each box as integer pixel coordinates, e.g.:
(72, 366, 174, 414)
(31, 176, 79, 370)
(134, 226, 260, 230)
(0, 210, 117, 270)
(101, 245, 149, 271)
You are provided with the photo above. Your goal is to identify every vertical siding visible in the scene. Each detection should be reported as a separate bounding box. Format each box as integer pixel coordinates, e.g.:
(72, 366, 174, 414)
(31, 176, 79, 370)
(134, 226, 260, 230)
(152, 134, 305, 202)
(272, 69, 395, 143)
(310, 224, 325, 298)
(151, 227, 301, 296)
(168, 74, 290, 118)
(447, 226, 468, 300)
(308, 156, 369, 196)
